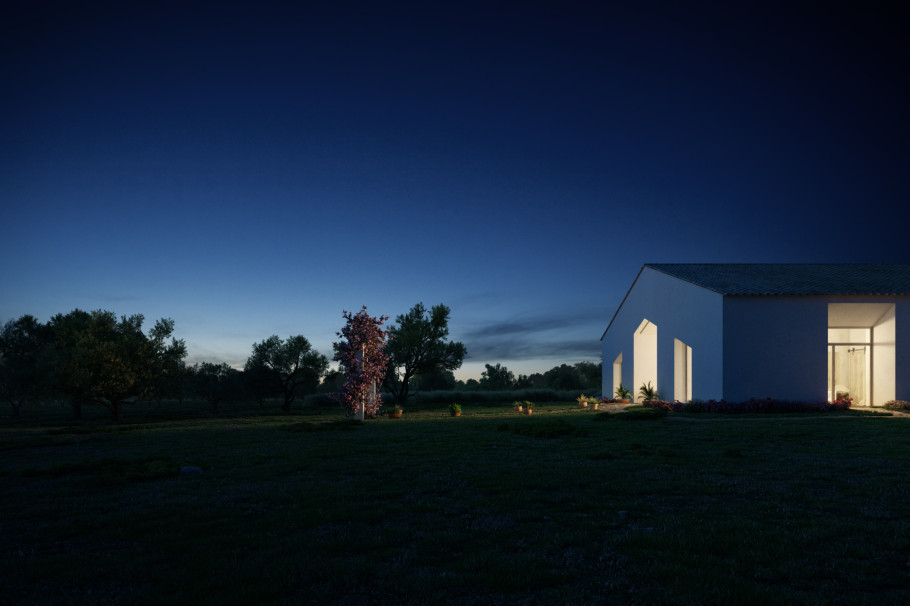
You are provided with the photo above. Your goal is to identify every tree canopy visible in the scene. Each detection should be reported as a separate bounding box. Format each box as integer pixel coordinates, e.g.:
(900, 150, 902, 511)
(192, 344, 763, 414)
(383, 303, 466, 405)
(47, 309, 187, 422)
(187, 362, 243, 413)
(244, 335, 328, 411)
(479, 363, 515, 390)
(0, 315, 52, 417)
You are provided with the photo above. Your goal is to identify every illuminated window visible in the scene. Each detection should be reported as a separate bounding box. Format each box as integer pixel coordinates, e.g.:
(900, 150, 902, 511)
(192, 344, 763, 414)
(633, 319, 657, 402)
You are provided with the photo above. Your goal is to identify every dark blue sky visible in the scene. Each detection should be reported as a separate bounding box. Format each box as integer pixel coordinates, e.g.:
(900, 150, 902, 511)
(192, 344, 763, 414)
(2, 1, 908, 379)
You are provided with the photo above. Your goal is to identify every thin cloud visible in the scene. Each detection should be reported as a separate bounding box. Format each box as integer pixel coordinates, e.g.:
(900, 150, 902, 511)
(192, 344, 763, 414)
(459, 308, 611, 339)
(457, 309, 609, 363)
(464, 337, 600, 362)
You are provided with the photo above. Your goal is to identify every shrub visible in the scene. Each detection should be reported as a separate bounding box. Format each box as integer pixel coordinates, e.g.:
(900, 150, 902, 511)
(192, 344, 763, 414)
(884, 400, 910, 411)
(680, 399, 704, 413)
(303, 393, 340, 408)
(416, 388, 578, 404)
(641, 400, 683, 412)
(642, 397, 854, 414)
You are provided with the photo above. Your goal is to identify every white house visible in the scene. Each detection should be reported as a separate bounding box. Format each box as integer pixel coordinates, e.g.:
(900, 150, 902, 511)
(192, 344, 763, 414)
(601, 264, 910, 406)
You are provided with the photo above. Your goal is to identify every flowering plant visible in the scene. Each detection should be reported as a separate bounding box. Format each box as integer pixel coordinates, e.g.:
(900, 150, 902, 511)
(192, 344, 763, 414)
(331, 307, 390, 419)
(641, 396, 856, 414)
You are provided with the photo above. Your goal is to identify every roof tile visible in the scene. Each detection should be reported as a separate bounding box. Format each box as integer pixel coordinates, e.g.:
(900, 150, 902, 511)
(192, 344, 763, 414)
(645, 263, 910, 296)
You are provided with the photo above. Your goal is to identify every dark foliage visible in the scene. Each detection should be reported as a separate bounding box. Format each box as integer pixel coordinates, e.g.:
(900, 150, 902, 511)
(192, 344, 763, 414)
(884, 400, 910, 411)
(384, 303, 466, 405)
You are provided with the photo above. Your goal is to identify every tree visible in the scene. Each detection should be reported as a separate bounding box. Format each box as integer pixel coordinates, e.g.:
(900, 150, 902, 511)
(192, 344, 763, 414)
(384, 303, 466, 405)
(463, 378, 481, 391)
(244, 360, 280, 407)
(574, 361, 602, 388)
(317, 367, 345, 394)
(514, 372, 547, 389)
(47, 309, 187, 422)
(412, 370, 456, 392)
(187, 362, 242, 413)
(332, 307, 389, 418)
(479, 363, 516, 390)
(244, 335, 328, 411)
(0, 315, 51, 417)
(543, 363, 584, 391)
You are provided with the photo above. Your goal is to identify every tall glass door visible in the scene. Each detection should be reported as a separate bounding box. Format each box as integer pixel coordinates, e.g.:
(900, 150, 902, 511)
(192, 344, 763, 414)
(828, 344, 869, 405)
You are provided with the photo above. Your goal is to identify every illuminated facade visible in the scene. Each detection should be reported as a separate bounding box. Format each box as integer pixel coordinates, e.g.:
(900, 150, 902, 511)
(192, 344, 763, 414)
(601, 264, 910, 406)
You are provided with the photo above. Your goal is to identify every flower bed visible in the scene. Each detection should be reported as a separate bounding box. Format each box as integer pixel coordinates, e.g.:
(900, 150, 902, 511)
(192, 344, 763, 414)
(642, 396, 853, 414)
(884, 400, 910, 411)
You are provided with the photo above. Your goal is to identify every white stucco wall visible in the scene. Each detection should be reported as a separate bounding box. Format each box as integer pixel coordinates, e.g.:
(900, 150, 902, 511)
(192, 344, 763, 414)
(723, 297, 828, 402)
(896, 300, 910, 402)
(873, 304, 896, 405)
(603, 270, 909, 404)
(601, 267, 724, 401)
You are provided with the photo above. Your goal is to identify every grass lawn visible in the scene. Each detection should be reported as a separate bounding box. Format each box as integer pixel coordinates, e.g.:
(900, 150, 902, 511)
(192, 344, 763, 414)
(2, 402, 909, 605)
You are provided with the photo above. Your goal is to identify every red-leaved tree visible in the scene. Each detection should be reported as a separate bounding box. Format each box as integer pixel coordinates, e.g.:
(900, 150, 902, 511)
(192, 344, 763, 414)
(332, 307, 390, 418)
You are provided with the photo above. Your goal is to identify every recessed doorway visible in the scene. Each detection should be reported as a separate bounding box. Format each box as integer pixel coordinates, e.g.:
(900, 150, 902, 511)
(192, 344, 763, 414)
(828, 303, 895, 406)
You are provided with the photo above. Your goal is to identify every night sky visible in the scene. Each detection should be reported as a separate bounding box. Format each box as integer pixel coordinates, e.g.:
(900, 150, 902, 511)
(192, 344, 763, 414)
(2, 1, 908, 379)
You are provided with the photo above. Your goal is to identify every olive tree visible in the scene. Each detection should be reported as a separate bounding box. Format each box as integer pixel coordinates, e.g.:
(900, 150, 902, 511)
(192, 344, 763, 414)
(383, 303, 466, 405)
(0, 315, 52, 417)
(244, 335, 328, 411)
(48, 309, 187, 422)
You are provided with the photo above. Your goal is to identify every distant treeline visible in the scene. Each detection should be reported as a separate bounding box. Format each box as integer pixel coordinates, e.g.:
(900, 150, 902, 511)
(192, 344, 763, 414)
(1, 309, 601, 422)
(391, 362, 602, 397)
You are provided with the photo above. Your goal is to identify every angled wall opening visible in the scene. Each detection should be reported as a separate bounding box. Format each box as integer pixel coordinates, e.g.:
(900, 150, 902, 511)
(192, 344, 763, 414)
(633, 319, 657, 402)
(612, 352, 623, 398)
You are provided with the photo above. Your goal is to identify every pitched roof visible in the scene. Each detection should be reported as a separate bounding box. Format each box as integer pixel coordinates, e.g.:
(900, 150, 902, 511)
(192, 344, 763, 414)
(646, 263, 910, 296)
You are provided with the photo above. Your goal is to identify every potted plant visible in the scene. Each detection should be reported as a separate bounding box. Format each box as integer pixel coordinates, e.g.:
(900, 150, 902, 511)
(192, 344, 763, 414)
(513, 401, 523, 412)
(449, 403, 462, 417)
(615, 383, 631, 404)
(523, 401, 535, 415)
(638, 381, 659, 403)
(387, 404, 403, 419)
(577, 394, 589, 408)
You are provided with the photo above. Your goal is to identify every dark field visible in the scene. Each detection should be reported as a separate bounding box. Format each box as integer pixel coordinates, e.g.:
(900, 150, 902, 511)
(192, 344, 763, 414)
(2, 402, 908, 605)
